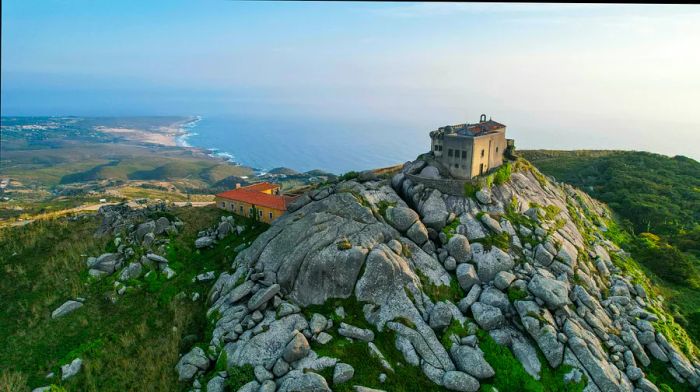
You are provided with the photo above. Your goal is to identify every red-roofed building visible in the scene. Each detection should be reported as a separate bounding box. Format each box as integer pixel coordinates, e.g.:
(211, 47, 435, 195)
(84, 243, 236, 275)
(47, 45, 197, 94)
(215, 182, 292, 223)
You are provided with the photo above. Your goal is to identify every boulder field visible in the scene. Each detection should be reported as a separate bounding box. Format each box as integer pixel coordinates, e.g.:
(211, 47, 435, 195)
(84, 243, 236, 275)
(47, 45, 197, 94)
(180, 159, 700, 392)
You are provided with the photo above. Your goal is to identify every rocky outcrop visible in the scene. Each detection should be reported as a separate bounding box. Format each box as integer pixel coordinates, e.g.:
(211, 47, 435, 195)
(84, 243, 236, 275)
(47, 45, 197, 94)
(191, 160, 700, 392)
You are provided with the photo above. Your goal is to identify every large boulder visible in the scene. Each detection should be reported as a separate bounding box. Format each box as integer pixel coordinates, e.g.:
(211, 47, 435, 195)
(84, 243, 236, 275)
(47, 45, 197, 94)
(472, 244, 514, 282)
(278, 371, 331, 392)
(420, 189, 449, 230)
(51, 300, 83, 319)
(175, 347, 210, 381)
(118, 262, 143, 281)
(338, 323, 374, 342)
(442, 370, 480, 392)
(154, 216, 170, 235)
(333, 363, 355, 384)
(247, 284, 281, 310)
(217, 221, 234, 239)
(450, 345, 495, 379)
(195, 236, 215, 249)
(528, 274, 570, 309)
(470, 302, 504, 330)
(456, 263, 479, 291)
(419, 165, 441, 179)
(61, 358, 83, 380)
(226, 314, 309, 368)
(407, 221, 429, 245)
(386, 207, 419, 232)
(282, 332, 311, 363)
(89, 253, 122, 273)
(447, 234, 472, 263)
(429, 301, 455, 330)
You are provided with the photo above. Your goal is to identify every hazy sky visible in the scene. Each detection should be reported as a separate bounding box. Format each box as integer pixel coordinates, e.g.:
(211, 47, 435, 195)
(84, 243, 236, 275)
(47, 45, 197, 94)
(2, 2, 700, 159)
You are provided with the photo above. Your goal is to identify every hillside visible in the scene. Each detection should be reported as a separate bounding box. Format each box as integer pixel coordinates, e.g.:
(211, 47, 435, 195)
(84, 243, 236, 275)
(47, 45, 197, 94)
(2, 157, 700, 392)
(521, 150, 700, 351)
(191, 157, 700, 391)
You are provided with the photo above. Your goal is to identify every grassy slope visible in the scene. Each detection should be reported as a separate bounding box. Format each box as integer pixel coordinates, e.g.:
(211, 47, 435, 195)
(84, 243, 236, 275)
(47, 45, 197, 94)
(521, 150, 700, 350)
(0, 205, 266, 391)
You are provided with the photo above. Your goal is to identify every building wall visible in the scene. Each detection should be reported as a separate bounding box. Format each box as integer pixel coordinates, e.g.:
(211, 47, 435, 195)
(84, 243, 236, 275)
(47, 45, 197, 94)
(470, 132, 507, 178)
(214, 197, 285, 224)
(430, 130, 507, 179)
(439, 135, 474, 179)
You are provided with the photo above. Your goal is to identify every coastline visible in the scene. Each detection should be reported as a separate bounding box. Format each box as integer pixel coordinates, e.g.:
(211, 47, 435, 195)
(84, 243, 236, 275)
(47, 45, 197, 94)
(174, 116, 250, 169)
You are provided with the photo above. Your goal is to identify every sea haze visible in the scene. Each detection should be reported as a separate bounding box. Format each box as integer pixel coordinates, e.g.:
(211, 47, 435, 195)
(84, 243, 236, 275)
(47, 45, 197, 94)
(183, 115, 427, 174)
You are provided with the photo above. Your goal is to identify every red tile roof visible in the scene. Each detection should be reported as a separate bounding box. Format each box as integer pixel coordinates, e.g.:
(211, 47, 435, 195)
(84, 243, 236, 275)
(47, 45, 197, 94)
(216, 188, 288, 211)
(241, 182, 280, 192)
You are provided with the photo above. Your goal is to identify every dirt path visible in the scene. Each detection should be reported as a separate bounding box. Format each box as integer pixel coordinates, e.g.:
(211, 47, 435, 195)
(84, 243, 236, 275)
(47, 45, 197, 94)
(3, 201, 216, 228)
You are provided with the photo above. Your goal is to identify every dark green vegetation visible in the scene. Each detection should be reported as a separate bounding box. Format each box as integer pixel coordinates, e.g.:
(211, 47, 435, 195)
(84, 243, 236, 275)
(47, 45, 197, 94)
(522, 150, 700, 349)
(0, 205, 267, 391)
(477, 330, 586, 392)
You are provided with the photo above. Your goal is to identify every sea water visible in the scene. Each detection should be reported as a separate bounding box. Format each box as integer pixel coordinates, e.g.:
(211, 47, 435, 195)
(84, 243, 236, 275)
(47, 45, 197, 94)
(180, 115, 427, 174)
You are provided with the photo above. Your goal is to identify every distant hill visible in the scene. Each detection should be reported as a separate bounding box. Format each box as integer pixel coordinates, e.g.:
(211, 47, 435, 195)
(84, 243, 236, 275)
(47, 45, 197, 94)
(268, 167, 300, 176)
(520, 150, 700, 235)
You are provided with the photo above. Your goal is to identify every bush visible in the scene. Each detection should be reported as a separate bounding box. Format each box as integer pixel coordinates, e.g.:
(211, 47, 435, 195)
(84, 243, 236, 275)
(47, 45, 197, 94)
(507, 286, 528, 302)
(493, 162, 512, 185)
(339, 171, 360, 181)
(226, 364, 255, 390)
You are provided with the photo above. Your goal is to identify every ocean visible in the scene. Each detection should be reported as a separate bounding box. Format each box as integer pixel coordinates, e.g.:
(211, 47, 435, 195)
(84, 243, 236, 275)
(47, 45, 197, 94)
(179, 115, 428, 174)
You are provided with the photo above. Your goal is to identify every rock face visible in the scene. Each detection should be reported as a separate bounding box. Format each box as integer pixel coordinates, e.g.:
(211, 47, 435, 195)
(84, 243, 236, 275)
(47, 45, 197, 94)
(51, 300, 83, 319)
(61, 358, 83, 380)
(197, 161, 700, 392)
(175, 347, 210, 381)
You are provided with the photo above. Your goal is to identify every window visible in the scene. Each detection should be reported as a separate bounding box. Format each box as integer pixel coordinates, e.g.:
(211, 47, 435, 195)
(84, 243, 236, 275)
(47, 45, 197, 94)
(461, 150, 467, 159)
(249, 208, 254, 216)
(239, 205, 243, 213)
(481, 149, 485, 157)
(220, 202, 225, 208)
(448, 149, 453, 157)
(496, 147, 499, 153)
(438, 145, 443, 151)
(269, 212, 273, 220)
(454, 164, 459, 168)
(258, 210, 263, 217)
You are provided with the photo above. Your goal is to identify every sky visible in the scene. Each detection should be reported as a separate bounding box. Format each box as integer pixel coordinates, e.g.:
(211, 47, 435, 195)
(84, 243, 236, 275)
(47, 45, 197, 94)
(2, 2, 700, 160)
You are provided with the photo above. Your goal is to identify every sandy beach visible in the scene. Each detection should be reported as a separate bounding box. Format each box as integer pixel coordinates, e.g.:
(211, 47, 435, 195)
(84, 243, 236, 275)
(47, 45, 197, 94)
(94, 116, 199, 147)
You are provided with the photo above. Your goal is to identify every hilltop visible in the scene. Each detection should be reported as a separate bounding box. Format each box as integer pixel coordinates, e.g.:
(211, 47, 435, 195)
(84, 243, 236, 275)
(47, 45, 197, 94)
(189, 156, 698, 391)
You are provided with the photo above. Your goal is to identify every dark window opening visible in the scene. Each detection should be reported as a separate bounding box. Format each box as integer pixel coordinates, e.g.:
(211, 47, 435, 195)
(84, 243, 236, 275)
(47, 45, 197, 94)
(481, 149, 485, 157)
(448, 149, 453, 157)
(461, 150, 467, 159)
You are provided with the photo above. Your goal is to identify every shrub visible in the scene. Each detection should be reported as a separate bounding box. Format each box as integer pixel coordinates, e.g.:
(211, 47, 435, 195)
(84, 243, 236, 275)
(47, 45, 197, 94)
(336, 238, 352, 250)
(493, 162, 512, 185)
(464, 182, 478, 198)
(339, 171, 360, 181)
(507, 286, 528, 302)
(226, 364, 255, 390)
